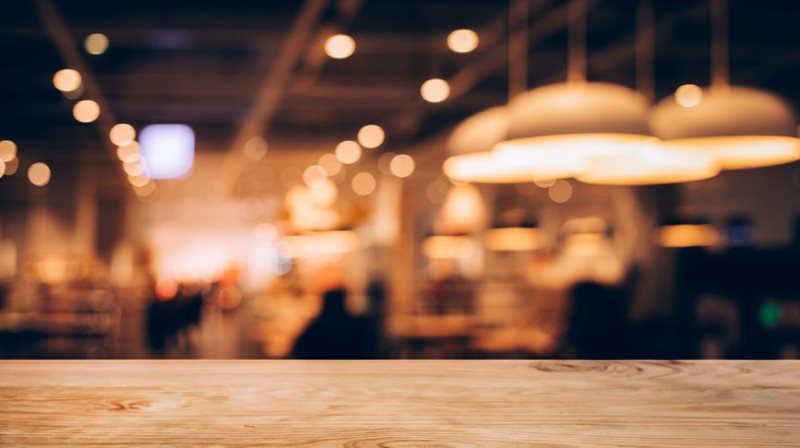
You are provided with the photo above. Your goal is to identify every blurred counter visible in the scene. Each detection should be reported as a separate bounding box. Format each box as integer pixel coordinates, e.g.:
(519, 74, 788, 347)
(1, 360, 798, 446)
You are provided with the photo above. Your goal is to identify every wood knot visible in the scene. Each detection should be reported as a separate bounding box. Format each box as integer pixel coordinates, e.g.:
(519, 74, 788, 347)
(110, 399, 151, 411)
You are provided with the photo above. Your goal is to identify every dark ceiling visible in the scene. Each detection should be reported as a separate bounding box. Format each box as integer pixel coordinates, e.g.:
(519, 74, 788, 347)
(1, 0, 799, 193)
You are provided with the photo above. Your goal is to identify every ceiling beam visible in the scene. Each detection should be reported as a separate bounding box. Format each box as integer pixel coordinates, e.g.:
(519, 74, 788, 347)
(292, 0, 364, 90)
(34, 0, 128, 189)
(388, 0, 597, 138)
(223, 0, 329, 189)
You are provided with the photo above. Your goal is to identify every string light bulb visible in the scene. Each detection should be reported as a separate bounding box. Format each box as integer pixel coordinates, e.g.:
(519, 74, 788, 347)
(420, 78, 450, 103)
(324, 34, 356, 59)
(53, 69, 82, 92)
(447, 29, 479, 53)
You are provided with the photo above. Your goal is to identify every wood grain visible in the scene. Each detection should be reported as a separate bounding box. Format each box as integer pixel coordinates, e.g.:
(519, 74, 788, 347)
(1, 360, 799, 447)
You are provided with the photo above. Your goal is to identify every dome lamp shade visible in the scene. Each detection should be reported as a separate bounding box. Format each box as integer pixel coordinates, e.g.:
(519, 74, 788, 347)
(492, 82, 655, 181)
(446, 106, 510, 155)
(576, 141, 721, 186)
(444, 145, 589, 184)
(649, 86, 800, 170)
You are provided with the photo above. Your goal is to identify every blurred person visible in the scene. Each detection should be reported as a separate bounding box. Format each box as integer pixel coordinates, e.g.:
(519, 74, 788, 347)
(145, 283, 204, 355)
(293, 288, 377, 359)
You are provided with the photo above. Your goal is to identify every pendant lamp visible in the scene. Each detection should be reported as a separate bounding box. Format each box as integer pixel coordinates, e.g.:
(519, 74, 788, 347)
(573, 0, 721, 185)
(656, 217, 719, 248)
(485, 209, 542, 251)
(446, 106, 509, 156)
(492, 0, 654, 179)
(442, 106, 598, 184)
(576, 140, 720, 185)
(495, 81, 657, 182)
(650, 86, 799, 170)
(649, 0, 800, 170)
(443, 0, 722, 186)
(444, 143, 589, 184)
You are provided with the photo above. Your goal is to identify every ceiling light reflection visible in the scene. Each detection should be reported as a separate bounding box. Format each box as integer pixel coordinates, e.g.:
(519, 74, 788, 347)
(447, 29, 479, 53)
(73, 100, 100, 123)
(420, 78, 450, 103)
(28, 162, 51, 186)
(324, 34, 356, 59)
(53, 69, 82, 92)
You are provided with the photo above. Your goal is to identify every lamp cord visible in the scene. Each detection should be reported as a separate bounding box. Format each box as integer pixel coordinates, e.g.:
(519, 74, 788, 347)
(635, 0, 655, 102)
(508, 0, 529, 100)
(710, 0, 729, 89)
(567, 0, 587, 83)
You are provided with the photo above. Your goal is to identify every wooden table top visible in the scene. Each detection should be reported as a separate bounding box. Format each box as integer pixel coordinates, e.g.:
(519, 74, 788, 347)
(1, 360, 799, 447)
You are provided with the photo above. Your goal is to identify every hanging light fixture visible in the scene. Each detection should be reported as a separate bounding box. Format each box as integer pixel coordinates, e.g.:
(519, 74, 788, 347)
(493, 0, 654, 180)
(651, 86, 799, 170)
(443, 106, 593, 183)
(443, 0, 718, 186)
(574, 0, 720, 185)
(443, 107, 517, 183)
(656, 217, 719, 248)
(444, 144, 589, 184)
(577, 140, 719, 185)
(484, 209, 543, 251)
(649, 0, 800, 170)
(441, 0, 558, 185)
(443, 105, 584, 183)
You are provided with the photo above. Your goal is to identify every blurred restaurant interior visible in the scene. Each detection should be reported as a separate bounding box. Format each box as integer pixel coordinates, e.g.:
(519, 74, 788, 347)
(1, 0, 799, 360)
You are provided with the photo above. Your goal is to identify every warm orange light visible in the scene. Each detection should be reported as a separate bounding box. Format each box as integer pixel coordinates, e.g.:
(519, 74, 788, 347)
(422, 235, 473, 259)
(389, 154, 415, 178)
(357, 124, 385, 148)
(437, 185, 485, 234)
(674, 84, 703, 108)
(35, 256, 75, 284)
(420, 78, 450, 103)
(3, 156, 18, 175)
(84, 33, 109, 55)
(281, 166, 303, 188)
(577, 142, 720, 186)
(73, 100, 100, 123)
(128, 174, 151, 187)
(656, 224, 719, 248)
(283, 231, 359, 258)
(494, 134, 649, 181)
(324, 34, 356, 59)
(0, 160, 5, 178)
(352, 172, 376, 196)
(377, 152, 395, 175)
(244, 136, 268, 160)
(216, 286, 242, 310)
(117, 141, 140, 161)
(335, 140, 361, 164)
(484, 227, 543, 251)
(0, 140, 17, 162)
(133, 181, 156, 197)
(447, 29, 479, 53)
(309, 179, 338, 206)
(318, 153, 342, 176)
(650, 86, 800, 170)
(52, 69, 82, 92)
(303, 165, 327, 188)
(109, 123, 136, 146)
(664, 136, 800, 171)
(444, 145, 588, 184)
(123, 161, 144, 176)
(122, 152, 140, 164)
(28, 162, 51, 186)
(490, 83, 652, 182)
(548, 180, 573, 203)
(155, 278, 178, 300)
